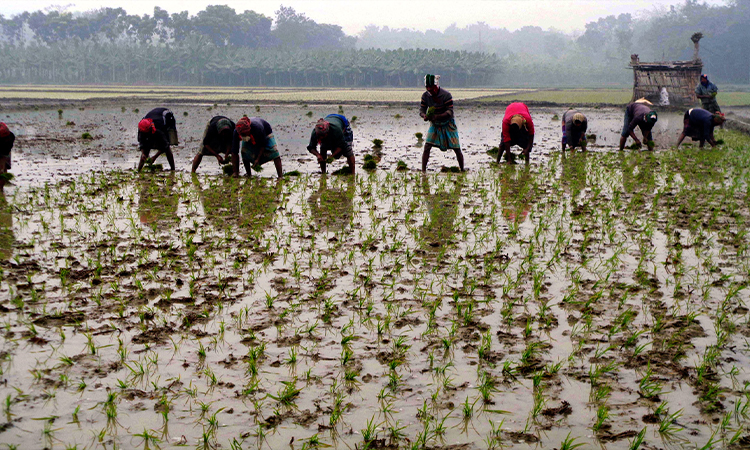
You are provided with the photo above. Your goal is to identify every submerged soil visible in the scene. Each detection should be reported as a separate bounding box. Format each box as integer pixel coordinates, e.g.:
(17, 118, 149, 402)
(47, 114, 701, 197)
(0, 103, 749, 450)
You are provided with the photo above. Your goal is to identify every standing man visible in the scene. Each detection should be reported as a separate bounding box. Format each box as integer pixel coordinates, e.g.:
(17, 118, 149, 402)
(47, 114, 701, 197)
(498, 102, 535, 164)
(619, 99, 658, 151)
(192, 116, 235, 173)
(676, 108, 725, 149)
(137, 107, 177, 172)
(307, 114, 355, 175)
(232, 116, 283, 178)
(561, 109, 587, 152)
(695, 74, 721, 114)
(0, 122, 14, 188)
(419, 74, 463, 172)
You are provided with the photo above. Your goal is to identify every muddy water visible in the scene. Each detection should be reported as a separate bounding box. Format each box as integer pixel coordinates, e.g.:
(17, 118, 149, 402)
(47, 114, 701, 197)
(0, 104, 749, 450)
(2, 104, 693, 185)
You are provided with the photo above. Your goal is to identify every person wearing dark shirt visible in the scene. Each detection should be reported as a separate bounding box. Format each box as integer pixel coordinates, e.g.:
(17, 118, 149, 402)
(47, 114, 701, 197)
(695, 74, 721, 114)
(192, 116, 235, 173)
(561, 110, 587, 152)
(498, 102, 535, 164)
(137, 107, 177, 172)
(307, 114, 355, 175)
(0, 122, 15, 189)
(619, 99, 658, 151)
(231, 117, 283, 178)
(676, 108, 725, 149)
(419, 74, 463, 172)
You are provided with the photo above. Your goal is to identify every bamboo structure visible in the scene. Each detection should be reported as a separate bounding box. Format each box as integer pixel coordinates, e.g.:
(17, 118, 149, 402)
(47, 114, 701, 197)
(629, 33, 703, 105)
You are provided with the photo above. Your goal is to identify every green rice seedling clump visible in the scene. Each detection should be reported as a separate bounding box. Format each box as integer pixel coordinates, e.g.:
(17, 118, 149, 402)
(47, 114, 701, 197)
(396, 160, 408, 171)
(81, 132, 93, 140)
(372, 139, 383, 148)
(283, 170, 301, 177)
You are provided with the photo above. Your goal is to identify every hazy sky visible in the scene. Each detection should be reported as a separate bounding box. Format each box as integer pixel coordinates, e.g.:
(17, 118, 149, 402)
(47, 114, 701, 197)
(0, 0, 727, 35)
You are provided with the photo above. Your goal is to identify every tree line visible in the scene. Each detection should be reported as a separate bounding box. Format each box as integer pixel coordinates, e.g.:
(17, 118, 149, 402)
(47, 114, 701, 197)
(358, 0, 750, 85)
(0, 1, 747, 86)
(0, 42, 501, 87)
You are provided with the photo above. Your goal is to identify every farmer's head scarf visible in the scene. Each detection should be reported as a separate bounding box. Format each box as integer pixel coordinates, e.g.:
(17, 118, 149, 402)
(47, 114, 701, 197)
(216, 118, 233, 134)
(701, 74, 709, 86)
(510, 114, 527, 131)
(0, 122, 9, 138)
(572, 113, 585, 126)
(634, 98, 653, 106)
(235, 117, 252, 136)
(315, 119, 330, 141)
(645, 111, 658, 124)
(424, 74, 440, 88)
(138, 118, 155, 134)
(714, 112, 726, 123)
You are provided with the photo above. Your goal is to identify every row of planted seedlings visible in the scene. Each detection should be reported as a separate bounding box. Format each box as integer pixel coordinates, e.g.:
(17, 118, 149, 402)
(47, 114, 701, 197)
(2, 130, 750, 449)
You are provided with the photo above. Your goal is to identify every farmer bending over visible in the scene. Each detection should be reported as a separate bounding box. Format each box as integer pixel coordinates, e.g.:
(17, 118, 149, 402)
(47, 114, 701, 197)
(0, 123, 15, 189)
(137, 107, 177, 172)
(233, 117, 283, 178)
(419, 74, 463, 172)
(676, 108, 725, 149)
(192, 116, 235, 173)
(498, 102, 535, 164)
(561, 110, 587, 152)
(618, 99, 658, 151)
(307, 115, 355, 175)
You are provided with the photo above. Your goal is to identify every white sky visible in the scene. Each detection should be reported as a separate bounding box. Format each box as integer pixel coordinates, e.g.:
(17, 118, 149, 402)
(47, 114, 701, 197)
(0, 0, 728, 35)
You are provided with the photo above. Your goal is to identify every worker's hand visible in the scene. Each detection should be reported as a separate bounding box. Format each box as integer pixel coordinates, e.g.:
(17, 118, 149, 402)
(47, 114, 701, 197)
(316, 154, 324, 163)
(635, 140, 642, 149)
(217, 156, 225, 165)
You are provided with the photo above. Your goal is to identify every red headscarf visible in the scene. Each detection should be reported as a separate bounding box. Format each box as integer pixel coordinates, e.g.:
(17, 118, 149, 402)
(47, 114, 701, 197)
(235, 117, 252, 136)
(0, 122, 10, 138)
(138, 118, 155, 133)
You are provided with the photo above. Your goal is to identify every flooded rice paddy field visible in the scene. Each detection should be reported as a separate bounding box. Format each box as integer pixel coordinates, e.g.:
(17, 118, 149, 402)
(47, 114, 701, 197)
(2, 103, 690, 184)
(1, 103, 750, 449)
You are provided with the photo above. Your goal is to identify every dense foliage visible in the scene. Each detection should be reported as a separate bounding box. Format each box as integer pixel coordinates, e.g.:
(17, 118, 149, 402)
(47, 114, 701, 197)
(0, 43, 500, 86)
(0, 0, 746, 86)
(359, 0, 750, 85)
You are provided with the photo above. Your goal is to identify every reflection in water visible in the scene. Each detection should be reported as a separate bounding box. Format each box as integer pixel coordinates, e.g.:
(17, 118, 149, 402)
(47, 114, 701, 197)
(237, 178, 282, 239)
(620, 151, 657, 195)
(194, 176, 281, 239)
(499, 164, 532, 224)
(561, 151, 588, 202)
(418, 175, 463, 249)
(0, 191, 13, 260)
(138, 173, 179, 228)
(307, 175, 355, 231)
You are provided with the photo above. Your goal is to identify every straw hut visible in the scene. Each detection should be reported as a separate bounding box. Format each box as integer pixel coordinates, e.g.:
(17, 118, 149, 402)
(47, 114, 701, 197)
(629, 33, 703, 105)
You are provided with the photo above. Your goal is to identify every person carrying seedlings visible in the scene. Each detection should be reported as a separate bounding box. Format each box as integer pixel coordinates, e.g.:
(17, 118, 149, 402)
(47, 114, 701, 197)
(307, 114, 355, 175)
(192, 116, 235, 173)
(498, 102, 535, 164)
(419, 74, 463, 172)
(618, 99, 658, 151)
(695, 74, 721, 114)
(0, 123, 15, 188)
(232, 116, 283, 178)
(137, 107, 177, 172)
(676, 108, 725, 149)
(561, 110, 587, 152)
